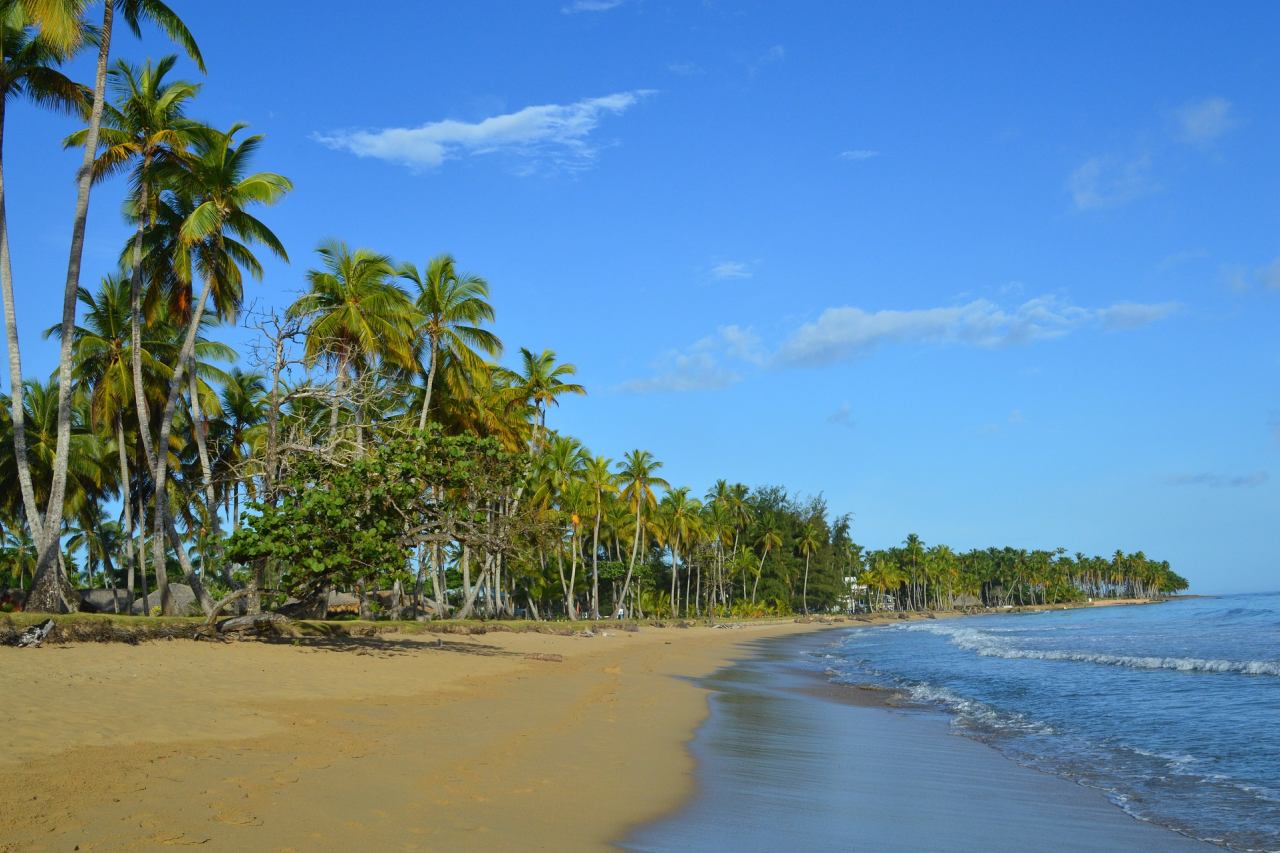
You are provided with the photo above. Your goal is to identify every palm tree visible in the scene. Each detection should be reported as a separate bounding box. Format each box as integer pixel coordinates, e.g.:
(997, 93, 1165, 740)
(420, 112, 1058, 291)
(398, 254, 499, 429)
(507, 348, 585, 450)
(215, 367, 265, 528)
(658, 486, 701, 616)
(288, 240, 414, 443)
(582, 454, 616, 619)
(34, 0, 204, 613)
(798, 521, 821, 614)
(0, 13, 87, 565)
(751, 521, 782, 605)
(615, 449, 667, 614)
(64, 54, 199, 493)
(147, 123, 288, 614)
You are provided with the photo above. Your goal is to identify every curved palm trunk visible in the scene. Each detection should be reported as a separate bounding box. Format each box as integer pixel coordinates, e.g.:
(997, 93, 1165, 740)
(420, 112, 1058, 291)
(0, 97, 45, 548)
(590, 497, 601, 620)
(751, 547, 769, 605)
(802, 552, 811, 614)
(417, 338, 438, 431)
(616, 501, 644, 614)
(669, 542, 679, 617)
(150, 273, 217, 615)
(28, 0, 115, 613)
(114, 413, 136, 609)
(188, 365, 230, 587)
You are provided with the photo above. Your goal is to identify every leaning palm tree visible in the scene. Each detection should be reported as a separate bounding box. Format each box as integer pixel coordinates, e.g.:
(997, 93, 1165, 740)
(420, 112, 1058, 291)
(287, 240, 415, 443)
(146, 123, 288, 615)
(0, 13, 88, 565)
(398, 254, 500, 429)
(752, 521, 782, 605)
(64, 55, 199, 486)
(33, 0, 204, 612)
(615, 449, 667, 614)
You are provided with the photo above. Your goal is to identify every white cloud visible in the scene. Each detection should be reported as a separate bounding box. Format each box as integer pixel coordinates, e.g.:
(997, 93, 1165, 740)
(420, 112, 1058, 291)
(1166, 471, 1268, 489)
(710, 260, 753, 280)
(1261, 258, 1280, 291)
(561, 0, 623, 13)
(620, 325, 762, 394)
(840, 149, 880, 161)
(1067, 154, 1158, 210)
(667, 61, 703, 76)
(1095, 301, 1180, 330)
(315, 90, 654, 172)
(777, 295, 1177, 366)
(761, 44, 786, 63)
(827, 402, 855, 430)
(1176, 97, 1235, 145)
(620, 293, 1177, 392)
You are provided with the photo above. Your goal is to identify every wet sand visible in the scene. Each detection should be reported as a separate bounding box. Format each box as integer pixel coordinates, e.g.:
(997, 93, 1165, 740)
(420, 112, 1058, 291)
(624, 630, 1215, 852)
(0, 621, 834, 851)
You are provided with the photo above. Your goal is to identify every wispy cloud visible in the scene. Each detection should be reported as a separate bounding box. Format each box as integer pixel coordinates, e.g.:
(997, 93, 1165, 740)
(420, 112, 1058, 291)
(776, 295, 1178, 366)
(747, 44, 786, 77)
(1218, 257, 1280, 293)
(1261, 258, 1280, 291)
(1067, 153, 1158, 210)
(621, 294, 1178, 392)
(315, 90, 654, 173)
(1166, 471, 1269, 489)
(1176, 97, 1235, 145)
(620, 325, 763, 394)
(667, 61, 704, 76)
(827, 402, 855, 430)
(561, 0, 623, 13)
(710, 260, 753, 280)
(840, 149, 880, 161)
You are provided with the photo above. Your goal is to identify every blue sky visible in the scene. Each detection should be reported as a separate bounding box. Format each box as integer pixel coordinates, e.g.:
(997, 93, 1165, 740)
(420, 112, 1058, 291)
(5, 1, 1278, 593)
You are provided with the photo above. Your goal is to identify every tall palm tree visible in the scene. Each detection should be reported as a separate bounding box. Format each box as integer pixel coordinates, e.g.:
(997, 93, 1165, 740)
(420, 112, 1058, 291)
(615, 449, 667, 614)
(658, 486, 700, 616)
(798, 522, 821, 615)
(147, 123, 288, 614)
(288, 240, 414, 443)
(215, 367, 265, 528)
(507, 347, 584, 450)
(34, 0, 203, 612)
(0, 13, 87, 560)
(752, 521, 782, 605)
(398, 254, 499, 430)
(64, 54, 198, 491)
(582, 453, 615, 619)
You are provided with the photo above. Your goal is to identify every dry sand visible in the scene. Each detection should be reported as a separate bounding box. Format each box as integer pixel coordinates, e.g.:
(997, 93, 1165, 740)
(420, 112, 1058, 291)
(0, 620, 838, 852)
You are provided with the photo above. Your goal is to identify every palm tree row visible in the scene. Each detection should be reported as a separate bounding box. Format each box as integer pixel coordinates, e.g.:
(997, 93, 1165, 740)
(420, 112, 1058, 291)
(0, 5, 1185, 619)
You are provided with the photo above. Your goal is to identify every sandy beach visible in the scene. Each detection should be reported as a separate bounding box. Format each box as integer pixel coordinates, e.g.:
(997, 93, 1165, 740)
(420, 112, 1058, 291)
(0, 620, 836, 851)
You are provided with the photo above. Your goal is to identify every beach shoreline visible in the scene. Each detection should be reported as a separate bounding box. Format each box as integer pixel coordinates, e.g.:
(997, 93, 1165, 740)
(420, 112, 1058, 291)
(1, 619, 855, 851)
(0, 601, 1179, 851)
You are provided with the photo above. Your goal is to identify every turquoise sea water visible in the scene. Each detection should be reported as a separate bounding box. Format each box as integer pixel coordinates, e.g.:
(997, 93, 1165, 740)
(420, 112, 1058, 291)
(824, 594, 1280, 851)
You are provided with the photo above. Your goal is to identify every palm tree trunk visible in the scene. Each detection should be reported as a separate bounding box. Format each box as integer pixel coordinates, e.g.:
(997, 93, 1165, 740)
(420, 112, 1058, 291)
(150, 273, 217, 615)
(590, 498, 601, 620)
(188, 364, 231, 588)
(417, 338, 438, 431)
(28, 0, 115, 613)
(802, 552, 811, 615)
(114, 413, 136, 609)
(0, 98, 46, 548)
(616, 502, 644, 615)
(752, 548, 767, 605)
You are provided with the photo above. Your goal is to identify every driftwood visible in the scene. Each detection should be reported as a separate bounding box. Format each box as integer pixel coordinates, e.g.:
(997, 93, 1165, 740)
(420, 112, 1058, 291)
(194, 586, 296, 639)
(214, 612, 296, 637)
(14, 618, 55, 647)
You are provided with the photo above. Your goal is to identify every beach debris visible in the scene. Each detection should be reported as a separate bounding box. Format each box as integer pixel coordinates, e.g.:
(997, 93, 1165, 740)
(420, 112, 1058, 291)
(524, 652, 564, 662)
(14, 618, 55, 647)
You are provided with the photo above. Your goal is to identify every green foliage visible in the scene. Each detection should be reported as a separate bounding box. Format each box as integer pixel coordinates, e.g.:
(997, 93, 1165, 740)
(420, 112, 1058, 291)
(227, 425, 527, 600)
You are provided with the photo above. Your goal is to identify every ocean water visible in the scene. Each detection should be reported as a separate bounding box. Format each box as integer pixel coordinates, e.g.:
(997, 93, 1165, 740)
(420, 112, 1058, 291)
(821, 594, 1280, 851)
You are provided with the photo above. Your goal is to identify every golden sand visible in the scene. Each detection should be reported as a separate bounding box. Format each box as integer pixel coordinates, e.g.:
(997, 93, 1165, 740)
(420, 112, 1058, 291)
(0, 621, 834, 851)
